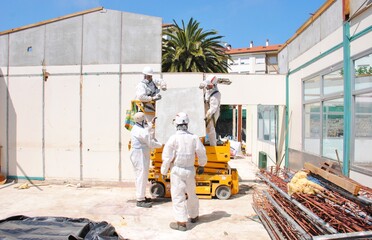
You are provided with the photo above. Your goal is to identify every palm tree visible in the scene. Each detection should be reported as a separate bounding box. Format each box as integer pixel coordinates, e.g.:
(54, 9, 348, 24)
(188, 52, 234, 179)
(162, 18, 231, 73)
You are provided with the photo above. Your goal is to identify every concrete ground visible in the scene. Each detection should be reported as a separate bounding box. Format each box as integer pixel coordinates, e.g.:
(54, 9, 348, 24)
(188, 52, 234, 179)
(0, 157, 270, 240)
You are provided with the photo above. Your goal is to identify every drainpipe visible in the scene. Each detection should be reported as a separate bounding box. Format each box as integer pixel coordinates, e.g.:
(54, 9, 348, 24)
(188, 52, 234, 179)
(285, 72, 290, 168)
(342, 21, 351, 177)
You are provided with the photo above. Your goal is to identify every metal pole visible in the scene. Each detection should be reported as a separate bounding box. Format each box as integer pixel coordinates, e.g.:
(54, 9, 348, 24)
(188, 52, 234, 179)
(263, 190, 312, 240)
(257, 172, 338, 234)
(342, 21, 351, 177)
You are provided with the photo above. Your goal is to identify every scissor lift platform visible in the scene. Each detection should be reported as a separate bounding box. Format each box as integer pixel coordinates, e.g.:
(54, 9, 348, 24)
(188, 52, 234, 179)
(148, 140, 239, 200)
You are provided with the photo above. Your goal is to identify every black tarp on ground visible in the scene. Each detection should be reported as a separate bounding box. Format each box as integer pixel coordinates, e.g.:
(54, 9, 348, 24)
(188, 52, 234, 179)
(0, 215, 124, 240)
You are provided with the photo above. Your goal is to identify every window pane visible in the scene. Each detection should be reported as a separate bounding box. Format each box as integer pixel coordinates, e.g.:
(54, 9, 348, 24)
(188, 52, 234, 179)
(258, 108, 264, 140)
(354, 92, 372, 171)
(257, 105, 275, 143)
(269, 109, 276, 142)
(269, 56, 277, 64)
(256, 57, 265, 64)
(304, 103, 320, 154)
(322, 99, 344, 161)
(355, 53, 372, 90)
(263, 110, 270, 140)
(304, 76, 321, 101)
(324, 69, 343, 95)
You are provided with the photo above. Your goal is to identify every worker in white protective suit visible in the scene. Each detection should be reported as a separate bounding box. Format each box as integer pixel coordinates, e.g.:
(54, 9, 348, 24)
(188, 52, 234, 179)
(161, 112, 207, 231)
(199, 75, 221, 146)
(130, 112, 162, 208)
(135, 66, 167, 122)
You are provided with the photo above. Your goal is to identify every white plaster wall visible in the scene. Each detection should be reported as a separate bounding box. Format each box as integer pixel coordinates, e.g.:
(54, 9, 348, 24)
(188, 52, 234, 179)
(44, 75, 80, 179)
(7, 71, 43, 179)
(2, 69, 287, 182)
(350, 30, 372, 59)
(82, 75, 120, 181)
(0, 74, 7, 175)
(219, 74, 285, 105)
(245, 105, 256, 159)
(350, 170, 372, 188)
(120, 72, 146, 181)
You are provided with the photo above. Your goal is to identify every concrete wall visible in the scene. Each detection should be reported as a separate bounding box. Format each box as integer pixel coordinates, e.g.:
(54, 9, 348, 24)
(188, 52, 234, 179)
(0, 67, 285, 182)
(0, 9, 163, 182)
(278, 0, 343, 74)
(0, 9, 162, 67)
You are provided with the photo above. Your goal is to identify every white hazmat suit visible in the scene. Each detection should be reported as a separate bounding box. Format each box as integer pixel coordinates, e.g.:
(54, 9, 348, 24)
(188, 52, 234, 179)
(135, 74, 167, 122)
(136, 78, 167, 102)
(130, 122, 162, 202)
(161, 129, 207, 223)
(204, 84, 221, 146)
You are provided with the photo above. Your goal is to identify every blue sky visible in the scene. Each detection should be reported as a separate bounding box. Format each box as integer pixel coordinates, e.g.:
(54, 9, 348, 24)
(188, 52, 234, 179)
(0, 0, 326, 48)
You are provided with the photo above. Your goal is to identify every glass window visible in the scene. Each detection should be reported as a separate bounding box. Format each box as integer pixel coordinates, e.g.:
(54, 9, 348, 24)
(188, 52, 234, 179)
(258, 105, 276, 143)
(304, 103, 321, 154)
(304, 76, 321, 101)
(354, 92, 372, 170)
(322, 98, 344, 161)
(354, 53, 372, 90)
(263, 110, 270, 140)
(258, 111, 264, 140)
(270, 110, 276, 142)
(324, 69, 344, 95)
(256, 57, 265, 64)
(268, 56, 277, 64)
(355, 93, 372, 137)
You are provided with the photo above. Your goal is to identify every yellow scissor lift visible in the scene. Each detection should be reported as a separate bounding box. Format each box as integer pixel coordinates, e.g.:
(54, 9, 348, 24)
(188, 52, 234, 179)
(128, 100, 239, 200)
(148, 139, 239, 200)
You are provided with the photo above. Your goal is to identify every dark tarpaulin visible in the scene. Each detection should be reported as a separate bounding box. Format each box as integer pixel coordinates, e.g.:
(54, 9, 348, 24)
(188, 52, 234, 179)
(0, 215, 125, 240)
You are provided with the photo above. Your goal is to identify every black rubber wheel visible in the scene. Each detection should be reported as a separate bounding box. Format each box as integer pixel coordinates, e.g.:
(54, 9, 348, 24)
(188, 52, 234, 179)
(215, 185, 231, 200)
(150, 182, 165, 198)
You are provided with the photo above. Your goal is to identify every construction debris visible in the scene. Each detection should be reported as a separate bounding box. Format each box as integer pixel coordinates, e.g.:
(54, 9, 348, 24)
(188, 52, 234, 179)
(287, 170, 325, 196)
(253, 164, 372, 240)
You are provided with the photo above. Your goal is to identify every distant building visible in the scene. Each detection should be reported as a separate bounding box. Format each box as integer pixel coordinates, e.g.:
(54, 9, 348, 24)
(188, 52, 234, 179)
(162, 23, 174, 41)
(225, 40, 282, 74)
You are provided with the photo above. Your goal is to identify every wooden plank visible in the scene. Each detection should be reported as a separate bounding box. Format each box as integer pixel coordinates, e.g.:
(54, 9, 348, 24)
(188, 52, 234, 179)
(304, 162, 361, 195)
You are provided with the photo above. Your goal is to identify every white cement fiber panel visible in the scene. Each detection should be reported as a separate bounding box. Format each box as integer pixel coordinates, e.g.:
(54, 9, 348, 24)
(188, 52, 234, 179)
(155, 87, 206, 144)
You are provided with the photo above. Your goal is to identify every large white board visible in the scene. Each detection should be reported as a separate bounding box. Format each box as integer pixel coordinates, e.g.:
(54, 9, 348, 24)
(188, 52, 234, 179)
(155, 87, 206, 144)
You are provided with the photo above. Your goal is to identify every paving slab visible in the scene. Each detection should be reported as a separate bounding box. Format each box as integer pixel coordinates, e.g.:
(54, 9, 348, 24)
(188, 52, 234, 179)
(0, 157, 270, 240)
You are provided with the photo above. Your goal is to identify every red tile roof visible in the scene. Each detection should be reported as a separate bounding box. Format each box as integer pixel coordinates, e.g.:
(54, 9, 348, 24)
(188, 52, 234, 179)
(162, 23, 174, 28)
(225, 44, 282, 55)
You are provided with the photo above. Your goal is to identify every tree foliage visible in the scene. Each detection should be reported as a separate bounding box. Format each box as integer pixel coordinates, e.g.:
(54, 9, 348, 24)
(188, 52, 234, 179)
(162, 18, 231, 73)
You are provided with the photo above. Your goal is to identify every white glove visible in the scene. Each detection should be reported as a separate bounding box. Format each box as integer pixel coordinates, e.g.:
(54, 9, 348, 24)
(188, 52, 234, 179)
(152, 94, 162, 101)
(199, 82, 206, 89)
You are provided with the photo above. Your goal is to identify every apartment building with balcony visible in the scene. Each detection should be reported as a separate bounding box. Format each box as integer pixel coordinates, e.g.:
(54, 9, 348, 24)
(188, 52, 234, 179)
(225, 40, 282, 74)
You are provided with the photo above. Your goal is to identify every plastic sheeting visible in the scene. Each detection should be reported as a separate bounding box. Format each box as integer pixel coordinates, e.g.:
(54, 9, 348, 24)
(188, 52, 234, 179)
(0, 215, 124, 240)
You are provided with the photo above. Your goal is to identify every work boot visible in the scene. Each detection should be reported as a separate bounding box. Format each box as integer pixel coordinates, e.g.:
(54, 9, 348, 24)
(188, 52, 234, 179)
(169, 222, 187, 231)
(136, 200, 152, 208)
(190, 216, 199, 223)
(145, 197, 152, 202)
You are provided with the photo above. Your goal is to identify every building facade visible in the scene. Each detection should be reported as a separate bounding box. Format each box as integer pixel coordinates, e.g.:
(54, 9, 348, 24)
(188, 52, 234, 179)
(225, 41, 281, 74)
(278, 0, 372, 184)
